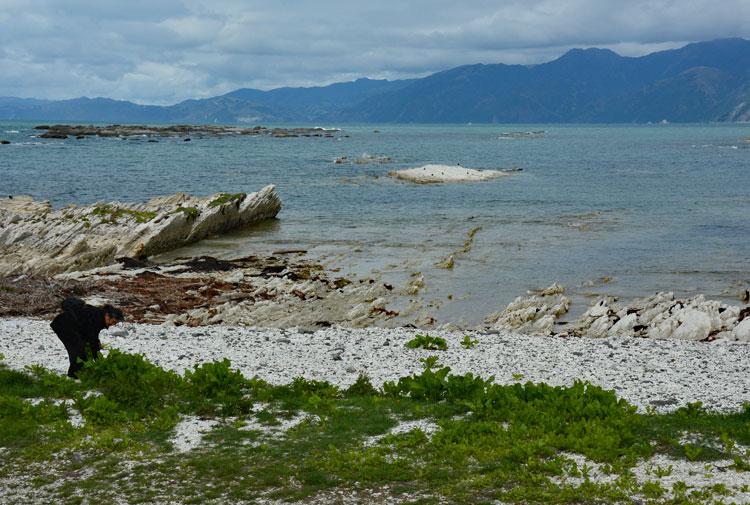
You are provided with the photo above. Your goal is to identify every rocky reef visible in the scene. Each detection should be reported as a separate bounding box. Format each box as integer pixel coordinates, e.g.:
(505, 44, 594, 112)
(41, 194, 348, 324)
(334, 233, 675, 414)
(0, 187, 281, 276)
(33, 124, 344, 140)
(487, 284, 750, 342)
(0, 253, 405, 330)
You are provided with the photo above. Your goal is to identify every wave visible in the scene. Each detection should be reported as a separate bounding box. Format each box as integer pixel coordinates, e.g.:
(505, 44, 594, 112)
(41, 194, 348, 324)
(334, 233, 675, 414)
(3, 130, 19, 134)
(497, 130, 545, 140)
(692, 144, 741, 149)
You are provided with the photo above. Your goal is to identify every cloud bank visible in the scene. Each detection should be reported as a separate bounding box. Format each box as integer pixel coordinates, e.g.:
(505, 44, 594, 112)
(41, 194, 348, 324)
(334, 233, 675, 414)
(0, 0, 748, 103)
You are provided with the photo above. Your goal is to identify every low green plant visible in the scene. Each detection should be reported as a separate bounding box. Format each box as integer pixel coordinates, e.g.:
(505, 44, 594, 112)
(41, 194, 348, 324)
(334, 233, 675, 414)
(184, 359, 251, 416)
(405, 334, 447, 351)
(683, 443, 703, 461)
(0, 394, 70, 448)
(460, 335, 478, 349)
(344, 374, 378, 397)
(419, 355, 440, 369)
(78, 349, 182, 417)
(3, 350, 750, 503)
(170, 206, 200, 220)
(91, 205, 157, 224)
(641, 480, 665, 499)
(77, 396, 128, 427)
(733, 455, 750, 471)
(652, 463, 673, 477)
(208, 193, 246, 208)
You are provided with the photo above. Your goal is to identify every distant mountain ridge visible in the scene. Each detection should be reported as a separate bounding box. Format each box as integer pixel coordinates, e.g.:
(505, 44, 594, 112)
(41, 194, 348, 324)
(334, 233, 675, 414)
(1, 38, 749, 124)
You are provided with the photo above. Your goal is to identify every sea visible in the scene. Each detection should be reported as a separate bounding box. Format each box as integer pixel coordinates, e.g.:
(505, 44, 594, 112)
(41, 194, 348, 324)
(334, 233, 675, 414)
(1, 122, 749, 325)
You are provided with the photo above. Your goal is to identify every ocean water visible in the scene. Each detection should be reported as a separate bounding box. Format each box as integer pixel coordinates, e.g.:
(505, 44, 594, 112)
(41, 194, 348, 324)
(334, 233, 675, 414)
(1, 122, 749, 324)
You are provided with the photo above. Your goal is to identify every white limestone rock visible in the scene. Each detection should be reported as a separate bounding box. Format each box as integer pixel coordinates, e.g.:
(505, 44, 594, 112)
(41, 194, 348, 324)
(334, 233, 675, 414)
(565, 291, 745, 341)
(487, 283, 570, 335)
(671, 308, 712, 341)
(0, 186, 281, 276)
(390, 164, 509, 184)
(732, 318, 750, 341)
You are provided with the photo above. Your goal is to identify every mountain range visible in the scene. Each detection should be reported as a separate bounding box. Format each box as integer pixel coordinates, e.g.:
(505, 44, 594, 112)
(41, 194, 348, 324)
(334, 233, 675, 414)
(1, 38, 749, 124)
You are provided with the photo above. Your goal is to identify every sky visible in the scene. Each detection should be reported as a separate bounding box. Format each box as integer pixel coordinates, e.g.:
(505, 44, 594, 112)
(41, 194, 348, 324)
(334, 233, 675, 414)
(0, 0, 748, 104)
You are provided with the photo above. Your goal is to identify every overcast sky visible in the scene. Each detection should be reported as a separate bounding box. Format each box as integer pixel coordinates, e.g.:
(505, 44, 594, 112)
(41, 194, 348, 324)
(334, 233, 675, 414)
(1, 0, 748, 104)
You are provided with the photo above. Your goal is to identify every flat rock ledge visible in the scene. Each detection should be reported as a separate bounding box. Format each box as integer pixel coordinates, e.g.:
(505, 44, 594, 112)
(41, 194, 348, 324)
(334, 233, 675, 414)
(33, 124, 343, 139)
(390, 164, 510, 184)
(0, 186, 281, 276)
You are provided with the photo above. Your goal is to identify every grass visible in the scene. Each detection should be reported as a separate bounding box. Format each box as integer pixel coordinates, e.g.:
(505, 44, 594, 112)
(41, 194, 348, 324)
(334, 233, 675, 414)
(0, 351, 748, 503)
(91, 204, 157, 224)
(169, 206, 200, 220)
(208, 193, 246, 208)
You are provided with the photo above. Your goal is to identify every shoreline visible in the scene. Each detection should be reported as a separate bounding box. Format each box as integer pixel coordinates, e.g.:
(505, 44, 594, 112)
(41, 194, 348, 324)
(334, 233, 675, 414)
(1, 317, 748, 413)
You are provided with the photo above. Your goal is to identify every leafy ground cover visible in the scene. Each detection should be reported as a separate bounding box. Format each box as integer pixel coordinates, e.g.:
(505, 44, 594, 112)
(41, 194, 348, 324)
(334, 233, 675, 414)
(0, 349, 748, 504)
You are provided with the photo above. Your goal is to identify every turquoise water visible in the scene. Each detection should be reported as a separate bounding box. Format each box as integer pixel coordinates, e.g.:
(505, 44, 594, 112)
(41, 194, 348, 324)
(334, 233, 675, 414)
(1, 122, 749, 323)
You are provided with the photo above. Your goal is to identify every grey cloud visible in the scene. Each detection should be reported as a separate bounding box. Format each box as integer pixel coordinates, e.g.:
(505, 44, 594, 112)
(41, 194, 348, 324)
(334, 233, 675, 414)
(0, 0, 747, 103)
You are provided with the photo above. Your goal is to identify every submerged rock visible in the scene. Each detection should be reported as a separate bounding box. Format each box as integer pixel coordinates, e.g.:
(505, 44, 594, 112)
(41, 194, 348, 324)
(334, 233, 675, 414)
(0, 187, 281, 276)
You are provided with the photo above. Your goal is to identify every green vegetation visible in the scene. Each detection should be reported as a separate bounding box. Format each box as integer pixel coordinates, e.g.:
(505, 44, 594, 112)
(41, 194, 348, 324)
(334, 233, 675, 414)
(169, 206, 200, 220)
(461, 225, 482, 253)
(208, 193, 246, 208)
(460, 335, 478, 349)
(405, 334, 448, 351)
(0, 351, 748, 503)
(91, 204, 157, 224)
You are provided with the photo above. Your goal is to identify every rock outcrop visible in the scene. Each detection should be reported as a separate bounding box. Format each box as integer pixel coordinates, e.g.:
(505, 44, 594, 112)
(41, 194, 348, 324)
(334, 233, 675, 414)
(0, 186, 281, 276)
(390, 165, 509, 184)
(485, 283, 571, 335)
(487, 285, 749, 341)
(562, 292, 747, 341)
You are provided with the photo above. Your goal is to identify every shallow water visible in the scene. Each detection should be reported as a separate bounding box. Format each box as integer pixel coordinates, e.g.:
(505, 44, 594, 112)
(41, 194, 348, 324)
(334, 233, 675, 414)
(1, 122, 749, 324)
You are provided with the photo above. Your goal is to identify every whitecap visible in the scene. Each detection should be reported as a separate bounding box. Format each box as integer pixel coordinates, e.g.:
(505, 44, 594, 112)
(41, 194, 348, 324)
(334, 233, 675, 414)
(3, 130, 19, 134)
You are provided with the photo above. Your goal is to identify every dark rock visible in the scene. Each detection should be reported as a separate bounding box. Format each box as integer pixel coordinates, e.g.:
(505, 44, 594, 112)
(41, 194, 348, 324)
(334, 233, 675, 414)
(0, 140, 10, 145)
(650, 398, 678, 407)
(116, 257, 151, 269)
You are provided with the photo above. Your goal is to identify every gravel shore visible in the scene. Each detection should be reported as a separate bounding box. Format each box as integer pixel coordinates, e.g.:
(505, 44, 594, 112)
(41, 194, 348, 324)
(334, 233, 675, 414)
(1, 317, 748, 413)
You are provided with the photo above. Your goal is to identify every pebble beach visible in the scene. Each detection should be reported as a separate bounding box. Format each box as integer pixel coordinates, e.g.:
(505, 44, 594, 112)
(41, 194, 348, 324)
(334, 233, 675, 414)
(2, 317, 748, 414)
